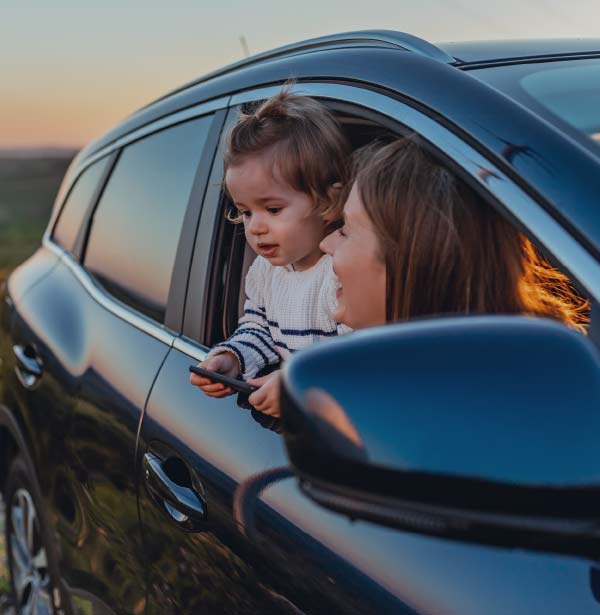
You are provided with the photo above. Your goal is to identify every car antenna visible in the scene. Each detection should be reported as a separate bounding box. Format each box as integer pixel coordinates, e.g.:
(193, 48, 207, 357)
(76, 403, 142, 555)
(239, 35, 250, 58)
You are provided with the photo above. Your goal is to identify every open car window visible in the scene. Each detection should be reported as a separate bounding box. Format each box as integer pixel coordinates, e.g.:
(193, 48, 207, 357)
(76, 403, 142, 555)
(197, 96, 592, 352)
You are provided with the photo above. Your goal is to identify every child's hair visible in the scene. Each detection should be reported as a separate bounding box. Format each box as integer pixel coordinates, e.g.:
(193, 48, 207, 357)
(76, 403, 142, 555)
(224, 87, 351, 223)
(346, 137, 590, 331)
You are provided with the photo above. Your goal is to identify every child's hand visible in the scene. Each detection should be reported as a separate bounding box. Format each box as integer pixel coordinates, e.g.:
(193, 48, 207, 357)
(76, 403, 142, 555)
(247, 370, 282, 417)
(190, 352, 240, 398)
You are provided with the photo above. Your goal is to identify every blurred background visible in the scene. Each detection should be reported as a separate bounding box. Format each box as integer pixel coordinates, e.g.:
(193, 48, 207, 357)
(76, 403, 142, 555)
(1, 0, 599, 602)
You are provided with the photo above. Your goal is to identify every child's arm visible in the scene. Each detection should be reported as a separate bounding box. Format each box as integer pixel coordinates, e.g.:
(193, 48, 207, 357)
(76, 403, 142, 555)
(247, 370, 282, 417)
(203, 257, 280, 381)
(208, 300, 280, 379)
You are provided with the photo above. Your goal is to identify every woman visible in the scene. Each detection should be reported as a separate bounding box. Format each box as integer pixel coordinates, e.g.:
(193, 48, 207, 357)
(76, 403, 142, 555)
(320, 137, 589, 332)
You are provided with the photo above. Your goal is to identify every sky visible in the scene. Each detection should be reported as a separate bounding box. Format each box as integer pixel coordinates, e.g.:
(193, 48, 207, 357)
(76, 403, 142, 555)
(1, 0, 599, 149)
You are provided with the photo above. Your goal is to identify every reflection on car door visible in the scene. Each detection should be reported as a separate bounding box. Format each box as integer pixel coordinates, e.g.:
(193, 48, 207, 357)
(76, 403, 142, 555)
(49, 113, 217, 612)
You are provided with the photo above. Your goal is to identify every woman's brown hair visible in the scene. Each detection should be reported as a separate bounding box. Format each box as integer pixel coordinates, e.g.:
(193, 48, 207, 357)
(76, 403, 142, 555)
(224, 87, 350, 223)
(350, 137, 589, 331)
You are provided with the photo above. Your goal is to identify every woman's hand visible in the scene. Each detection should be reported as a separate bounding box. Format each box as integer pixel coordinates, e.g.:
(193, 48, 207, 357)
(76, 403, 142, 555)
(190, 352, 240, 398)
(248, 370, 282, 417)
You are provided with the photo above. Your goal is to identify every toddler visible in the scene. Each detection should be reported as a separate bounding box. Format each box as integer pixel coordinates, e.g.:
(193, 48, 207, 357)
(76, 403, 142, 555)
(190, 89, 351, 416)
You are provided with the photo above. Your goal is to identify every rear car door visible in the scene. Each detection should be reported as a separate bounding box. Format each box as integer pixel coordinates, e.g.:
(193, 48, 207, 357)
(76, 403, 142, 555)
(5, 108, 221, 613)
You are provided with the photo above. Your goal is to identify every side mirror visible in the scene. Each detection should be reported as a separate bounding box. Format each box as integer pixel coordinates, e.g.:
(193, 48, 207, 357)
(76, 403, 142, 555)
(280, 316, 600, 558)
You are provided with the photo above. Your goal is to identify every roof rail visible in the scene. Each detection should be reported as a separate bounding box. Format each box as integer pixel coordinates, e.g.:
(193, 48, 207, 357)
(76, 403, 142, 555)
(148, 30, 454, 107)
(209, 30, 455, 78)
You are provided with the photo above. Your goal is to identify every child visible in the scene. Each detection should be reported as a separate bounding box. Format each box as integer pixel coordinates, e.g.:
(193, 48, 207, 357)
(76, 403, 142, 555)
(189, 89, 351, 417)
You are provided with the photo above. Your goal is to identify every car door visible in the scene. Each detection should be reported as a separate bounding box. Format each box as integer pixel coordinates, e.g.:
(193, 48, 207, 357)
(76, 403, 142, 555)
(138, 83, 600, 615)
(7, 107, 223, 614)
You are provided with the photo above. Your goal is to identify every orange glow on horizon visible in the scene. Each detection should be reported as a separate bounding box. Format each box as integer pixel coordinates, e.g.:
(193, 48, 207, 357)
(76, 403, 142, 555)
(0, 58, 223, 149)
(0, 89, 162, 149)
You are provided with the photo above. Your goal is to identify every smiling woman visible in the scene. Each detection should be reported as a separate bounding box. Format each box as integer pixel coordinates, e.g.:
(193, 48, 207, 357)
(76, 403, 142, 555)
(320, 181, 386, 329)
(321, 136, 590, 331)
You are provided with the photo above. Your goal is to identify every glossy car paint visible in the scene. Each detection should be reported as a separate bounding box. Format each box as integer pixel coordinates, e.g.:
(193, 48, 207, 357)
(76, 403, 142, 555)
(2, 34, 600, 615)
(4, 247, 168, 612)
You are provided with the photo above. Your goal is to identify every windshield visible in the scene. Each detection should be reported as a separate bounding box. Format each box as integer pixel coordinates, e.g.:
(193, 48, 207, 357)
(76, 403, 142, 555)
(471, 58, 600, 155)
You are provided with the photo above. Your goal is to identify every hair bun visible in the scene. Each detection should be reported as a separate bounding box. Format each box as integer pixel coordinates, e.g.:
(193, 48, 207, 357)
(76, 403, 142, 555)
(254, 88, 295, 121)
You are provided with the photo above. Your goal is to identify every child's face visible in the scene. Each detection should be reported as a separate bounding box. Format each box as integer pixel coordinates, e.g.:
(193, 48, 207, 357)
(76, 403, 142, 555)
(225, 154, 325, 271)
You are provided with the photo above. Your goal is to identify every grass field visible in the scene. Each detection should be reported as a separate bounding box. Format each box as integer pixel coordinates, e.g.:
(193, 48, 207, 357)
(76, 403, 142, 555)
(0, 155, 74, 284)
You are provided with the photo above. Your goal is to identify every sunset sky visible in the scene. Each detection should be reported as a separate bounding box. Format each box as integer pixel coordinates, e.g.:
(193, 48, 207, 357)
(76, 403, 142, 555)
(2, 0, 599, 149)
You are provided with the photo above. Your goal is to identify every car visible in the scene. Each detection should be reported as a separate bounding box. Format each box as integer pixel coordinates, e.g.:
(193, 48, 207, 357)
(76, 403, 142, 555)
(1, 29, 600, 615)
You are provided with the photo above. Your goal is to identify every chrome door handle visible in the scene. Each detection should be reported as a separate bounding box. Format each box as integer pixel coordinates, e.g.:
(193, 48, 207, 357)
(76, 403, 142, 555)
(143, 452, 207, 531)
(13, 344, 43, 389)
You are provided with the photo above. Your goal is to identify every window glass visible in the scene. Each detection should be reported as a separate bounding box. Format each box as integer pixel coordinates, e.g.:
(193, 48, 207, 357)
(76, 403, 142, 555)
(53, 155, 111, 253)
(84, 115, 213, 322)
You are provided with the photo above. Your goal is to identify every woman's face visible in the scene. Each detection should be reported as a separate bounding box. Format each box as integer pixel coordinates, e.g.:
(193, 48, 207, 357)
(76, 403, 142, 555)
(320, 182, 387, 329)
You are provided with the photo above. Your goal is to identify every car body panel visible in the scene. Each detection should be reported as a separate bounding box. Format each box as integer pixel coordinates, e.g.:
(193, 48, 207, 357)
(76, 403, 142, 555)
(138, 314, 600, 615)
(6, 247, 60, 306)
(3, 249, 172, 611)
(139, 344, 420, 614)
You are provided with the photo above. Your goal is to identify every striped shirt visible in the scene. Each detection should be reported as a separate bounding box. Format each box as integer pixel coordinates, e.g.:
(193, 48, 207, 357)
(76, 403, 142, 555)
(208, 254, 351, 379)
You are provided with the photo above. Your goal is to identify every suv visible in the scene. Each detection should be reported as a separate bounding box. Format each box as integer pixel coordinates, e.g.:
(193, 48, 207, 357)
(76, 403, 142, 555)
(1, 30, 600, 615)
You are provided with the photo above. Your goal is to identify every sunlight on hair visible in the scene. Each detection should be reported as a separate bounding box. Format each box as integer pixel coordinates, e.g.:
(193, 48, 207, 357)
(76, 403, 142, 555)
(519, 237, 590, 333)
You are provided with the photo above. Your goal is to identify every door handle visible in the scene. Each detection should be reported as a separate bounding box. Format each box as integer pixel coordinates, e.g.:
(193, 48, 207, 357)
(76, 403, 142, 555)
(13, 344, 43, 389)
(143, 452, 207, 531)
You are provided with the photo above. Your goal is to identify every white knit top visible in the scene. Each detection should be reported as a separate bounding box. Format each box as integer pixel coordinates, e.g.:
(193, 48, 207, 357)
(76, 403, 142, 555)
(209, 254, 351, 379)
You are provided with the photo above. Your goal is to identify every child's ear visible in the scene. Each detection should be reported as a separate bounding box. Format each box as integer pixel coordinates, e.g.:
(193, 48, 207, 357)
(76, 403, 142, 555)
(320, 184, 344, 230)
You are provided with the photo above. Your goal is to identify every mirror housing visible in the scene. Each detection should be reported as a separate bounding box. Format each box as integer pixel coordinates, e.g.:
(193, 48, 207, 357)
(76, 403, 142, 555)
(281, 316, 600, 557)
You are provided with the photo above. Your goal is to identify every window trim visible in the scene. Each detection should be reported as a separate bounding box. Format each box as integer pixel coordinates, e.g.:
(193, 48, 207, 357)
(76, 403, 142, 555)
(43, 239, 176, 346)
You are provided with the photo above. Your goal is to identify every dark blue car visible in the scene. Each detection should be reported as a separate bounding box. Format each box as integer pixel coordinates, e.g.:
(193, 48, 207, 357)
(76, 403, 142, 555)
(1, 30, 600, 614)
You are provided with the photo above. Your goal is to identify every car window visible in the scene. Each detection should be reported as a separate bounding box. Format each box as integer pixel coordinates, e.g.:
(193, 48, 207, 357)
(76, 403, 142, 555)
(52, 155, 112, 254)
(202, 101, 590, 348)
(84, 114, 213, 323)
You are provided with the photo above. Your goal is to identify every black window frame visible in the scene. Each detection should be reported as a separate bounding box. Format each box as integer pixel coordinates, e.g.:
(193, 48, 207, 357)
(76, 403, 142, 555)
(181, 106, 240, 346)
